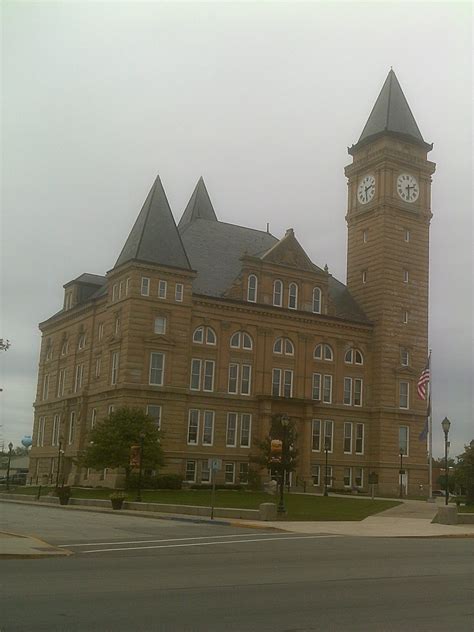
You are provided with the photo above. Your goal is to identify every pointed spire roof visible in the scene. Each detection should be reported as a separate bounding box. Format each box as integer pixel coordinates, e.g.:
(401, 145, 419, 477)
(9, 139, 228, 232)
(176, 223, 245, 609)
(355, 70, 431, 149)
(114, 176, 192, 270)
(178, 177, 218, 228)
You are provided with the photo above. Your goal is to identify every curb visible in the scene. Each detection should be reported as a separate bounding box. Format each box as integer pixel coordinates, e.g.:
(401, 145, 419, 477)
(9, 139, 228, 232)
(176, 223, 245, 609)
(0, 529, 73, 559)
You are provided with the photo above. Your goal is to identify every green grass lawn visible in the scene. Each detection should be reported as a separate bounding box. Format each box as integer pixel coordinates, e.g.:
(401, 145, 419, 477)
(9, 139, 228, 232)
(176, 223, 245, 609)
(5, 486, 400, 521)
(458, 505, 474, 513)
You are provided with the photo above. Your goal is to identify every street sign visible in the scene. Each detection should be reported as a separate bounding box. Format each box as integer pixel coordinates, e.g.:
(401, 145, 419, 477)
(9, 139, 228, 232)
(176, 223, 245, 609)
(208, 457, 222, 471)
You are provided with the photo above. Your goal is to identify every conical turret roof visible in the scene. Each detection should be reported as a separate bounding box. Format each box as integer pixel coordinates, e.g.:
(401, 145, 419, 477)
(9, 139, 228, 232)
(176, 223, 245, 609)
(356, 70, 429, 148)
(178, 177, 218, 228)
(114, 176, 191, 270)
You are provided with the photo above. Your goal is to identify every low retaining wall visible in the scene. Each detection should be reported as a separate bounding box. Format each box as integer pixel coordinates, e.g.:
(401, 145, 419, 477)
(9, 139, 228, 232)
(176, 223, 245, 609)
(0, 493, 273, 521)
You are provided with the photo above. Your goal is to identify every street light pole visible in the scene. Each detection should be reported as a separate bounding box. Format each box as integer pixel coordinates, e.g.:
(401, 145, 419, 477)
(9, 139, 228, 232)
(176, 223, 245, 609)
(441, 417, 451, 506)
(136, 431, 145, 502)
(277, 413, 289, 515)
(6, 442, 13, 491)
(324, 439, 329, 497)
(55, 439, 64, 489)
(399, 448, 404, 499)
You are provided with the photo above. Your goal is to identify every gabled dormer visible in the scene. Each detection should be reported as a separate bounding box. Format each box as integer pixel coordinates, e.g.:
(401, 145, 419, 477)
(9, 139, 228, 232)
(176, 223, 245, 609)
(63, 274, 107, 312)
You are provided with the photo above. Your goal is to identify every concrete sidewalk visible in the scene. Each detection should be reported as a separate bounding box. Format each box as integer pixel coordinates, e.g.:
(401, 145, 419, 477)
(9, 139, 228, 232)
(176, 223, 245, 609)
(0, 531, 72, 559)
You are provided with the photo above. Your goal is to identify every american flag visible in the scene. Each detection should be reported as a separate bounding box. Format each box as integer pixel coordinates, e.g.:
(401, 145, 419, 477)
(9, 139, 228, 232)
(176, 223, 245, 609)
(417, 360, 430, 400)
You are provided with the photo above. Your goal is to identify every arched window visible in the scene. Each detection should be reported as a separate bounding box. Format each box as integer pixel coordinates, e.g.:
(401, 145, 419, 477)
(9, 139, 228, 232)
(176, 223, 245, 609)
(274, 337, 294, 356)
(230, 331, 253, 350)
(193, 326, 217, 345)
(312, 287, 321, 314)
(314, 343, 333, 361)
(344, 349, 353, 364)
(288, 283, 298, 309)
(324, 344, 333, 361)
(247, 274, 257, 303)
(355, 350, 364, 365)
(273, 280, 283, 307)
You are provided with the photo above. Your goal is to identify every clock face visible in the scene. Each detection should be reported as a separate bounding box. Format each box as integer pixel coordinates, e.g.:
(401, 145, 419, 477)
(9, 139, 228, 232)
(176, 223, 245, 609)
(357, 175, 375, 205)
(397, 174, 419, 203)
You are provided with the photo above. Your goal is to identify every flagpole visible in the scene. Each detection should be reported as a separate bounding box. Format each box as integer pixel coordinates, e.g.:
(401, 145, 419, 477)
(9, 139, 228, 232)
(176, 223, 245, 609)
(428, 350, 433, 501)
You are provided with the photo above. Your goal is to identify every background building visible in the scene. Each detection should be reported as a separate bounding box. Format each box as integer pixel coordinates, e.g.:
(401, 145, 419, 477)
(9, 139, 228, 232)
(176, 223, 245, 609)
(28, 71, 435, 495)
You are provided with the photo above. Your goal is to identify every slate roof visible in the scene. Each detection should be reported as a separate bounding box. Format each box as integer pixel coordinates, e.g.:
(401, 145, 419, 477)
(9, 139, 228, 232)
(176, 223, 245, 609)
(65, 273, 107, 287)
(356, 69, 430, 149)
(178, 177, 218, 228)
(328, 276, 369, 323)
(179, 218, 277, 296)
(114, 176, 192, 271)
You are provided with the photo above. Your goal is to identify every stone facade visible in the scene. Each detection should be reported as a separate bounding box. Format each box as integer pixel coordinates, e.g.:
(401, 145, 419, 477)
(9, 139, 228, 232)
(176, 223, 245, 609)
(28, 71, 435, 496)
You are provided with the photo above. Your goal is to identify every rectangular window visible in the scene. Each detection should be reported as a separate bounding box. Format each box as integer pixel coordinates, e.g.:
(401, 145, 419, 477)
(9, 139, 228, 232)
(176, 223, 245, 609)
(228, 364, 239, 394)
(203, 360, 215, 392)
(37, 416, 45, 447)
(272, 368, 281, 397)
(114, 317, 120, 336)
(74, 365, 83, 392)
(362, 270, 367, 284)
(324, 465, 333, 489)
(343, 378, 352, 405)
(141, 277, 150, 296)
(311, 419, 321, 451)
(363, 229, 368, 243)
(401, 348, 409, 367)
(240, 414, 251, 447)
(57, 369, 66, 397)
(149, 353, 164, 385)
(241, 364, 251, 395)
(78, 333, 86, 350)
(399, 426, 409, 456)
(355, 423, 364, 455)
(68, 411, 76, 445)
(190, 359, 202, 390)
(354, 467, 363, 488)
(187, 410, 199, 445)
(343, 422, 352, 453)
(324, 420, 333, 452)
(354, 379, 363, 406)
(323, 375, 332, 404)
(95, 357, 101, 378)
(283, 370, 293, 398)
(125, 277, 130, 295)
(185, 460, 196, 482)
(112, 284, 118, 302)
(403, 269, 409, 283)
(226, 413, 237, 447)
(175, 283, 184, 302)
(239, 462, 249, 484)
(399, 381, 409, 409)
(225, 462, 235, 484)
(61, 339, 69, 356)
(202, 410, 214, 446)
(311, 464, 320, 486)
(403, 311, 409, 324)
(404, 229, 410, 242)
(312, 373, 321, 400)
(146, 405, 162, 430)
(119, 280, 124, 299)
(98, 323, 104, 341)
(111, 351, 119, 385)
(158, 280, 167, 299)
(344, 467, 352, 488)
(154, 316, 166, 335)
(108, 404, 115, 415)
(91, 408, 97, 429)
(42, 374, 50, 400)
(201, 460, 211, 483)
(52, 414, 61, 446)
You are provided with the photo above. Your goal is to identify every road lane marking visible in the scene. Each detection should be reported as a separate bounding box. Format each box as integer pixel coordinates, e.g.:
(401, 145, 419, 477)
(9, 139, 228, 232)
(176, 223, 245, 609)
(82, 534, 338, 554)
(59, 533, 277, 547)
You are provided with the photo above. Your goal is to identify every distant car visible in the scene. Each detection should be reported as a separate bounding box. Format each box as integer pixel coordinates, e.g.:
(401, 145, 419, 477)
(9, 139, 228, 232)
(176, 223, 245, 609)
(432, 490, 446, 497)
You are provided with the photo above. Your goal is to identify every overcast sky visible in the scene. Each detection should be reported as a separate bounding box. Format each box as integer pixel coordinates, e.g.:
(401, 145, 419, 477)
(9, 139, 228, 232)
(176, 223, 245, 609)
(2, 2, 472, 458)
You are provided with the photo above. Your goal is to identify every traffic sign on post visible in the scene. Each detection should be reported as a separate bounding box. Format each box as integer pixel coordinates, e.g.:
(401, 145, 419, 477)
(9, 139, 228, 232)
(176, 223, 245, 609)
(208, 457, 222, 471)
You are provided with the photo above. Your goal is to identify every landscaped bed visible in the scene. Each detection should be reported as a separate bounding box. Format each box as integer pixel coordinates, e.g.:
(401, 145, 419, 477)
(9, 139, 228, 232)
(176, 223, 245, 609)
(4, 486, 401, 521)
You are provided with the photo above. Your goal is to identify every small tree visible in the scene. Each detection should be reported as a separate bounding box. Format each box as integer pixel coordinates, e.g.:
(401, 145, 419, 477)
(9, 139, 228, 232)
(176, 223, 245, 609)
(251, 414, 298, 484)
(455, 442, 474, 505)
(79, 407, 164, 488)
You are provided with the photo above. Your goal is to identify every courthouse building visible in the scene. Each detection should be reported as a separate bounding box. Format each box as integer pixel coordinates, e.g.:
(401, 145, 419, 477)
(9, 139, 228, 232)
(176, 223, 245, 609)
(29, 70, 435, 495)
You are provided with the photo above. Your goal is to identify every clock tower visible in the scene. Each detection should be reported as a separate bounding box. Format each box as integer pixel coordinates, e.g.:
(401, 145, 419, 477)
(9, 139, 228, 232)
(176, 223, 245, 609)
(345, 70, 436, 492)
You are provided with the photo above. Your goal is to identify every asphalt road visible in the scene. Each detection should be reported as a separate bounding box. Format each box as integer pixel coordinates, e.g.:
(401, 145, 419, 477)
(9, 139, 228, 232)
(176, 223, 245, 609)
(2, 504, 474, 631)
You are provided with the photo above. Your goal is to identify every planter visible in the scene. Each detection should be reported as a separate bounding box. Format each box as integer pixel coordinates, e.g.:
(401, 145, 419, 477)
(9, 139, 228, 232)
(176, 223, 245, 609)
(111, 498, 124, 510)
